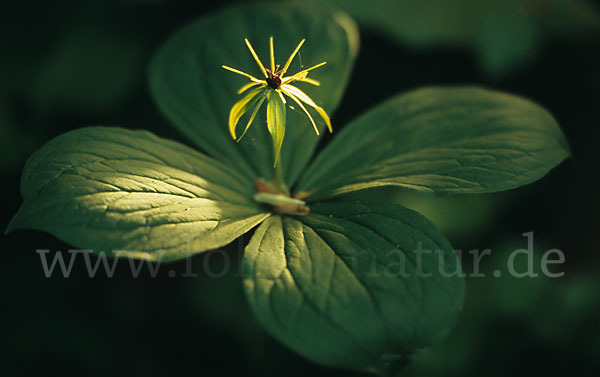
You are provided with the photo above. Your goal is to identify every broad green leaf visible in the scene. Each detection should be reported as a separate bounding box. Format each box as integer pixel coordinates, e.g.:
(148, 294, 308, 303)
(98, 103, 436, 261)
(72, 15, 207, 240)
(7, 127, 269, 262)
(149, 1, 358, 184)
(297, 86, 569, 200)
(243, 201, 464, 373)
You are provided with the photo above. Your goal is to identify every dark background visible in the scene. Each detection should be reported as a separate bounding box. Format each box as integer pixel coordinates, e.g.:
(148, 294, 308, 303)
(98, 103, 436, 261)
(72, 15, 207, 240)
(1, 0, 599, 376)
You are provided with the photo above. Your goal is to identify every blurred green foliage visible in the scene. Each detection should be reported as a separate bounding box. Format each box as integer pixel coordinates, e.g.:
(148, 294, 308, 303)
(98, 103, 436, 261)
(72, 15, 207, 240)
(0, 1, 155, 172)
(321, 0, 600, 75)
(403, 240, 600, 377)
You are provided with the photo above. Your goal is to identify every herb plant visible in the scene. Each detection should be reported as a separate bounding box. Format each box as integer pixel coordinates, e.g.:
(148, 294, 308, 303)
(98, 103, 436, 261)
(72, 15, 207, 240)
(7, 2, 569, 375)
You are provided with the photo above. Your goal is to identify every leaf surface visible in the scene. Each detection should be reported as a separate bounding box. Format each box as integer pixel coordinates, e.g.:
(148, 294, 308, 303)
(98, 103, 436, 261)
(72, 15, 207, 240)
(243, 200, 464, 373)
(8, 127, 269, 261)
(298, 87, 569, 200)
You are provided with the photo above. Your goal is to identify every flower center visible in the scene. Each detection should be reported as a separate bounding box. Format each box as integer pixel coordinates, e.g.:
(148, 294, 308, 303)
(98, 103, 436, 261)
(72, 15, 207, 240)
(266, 75, 281, 89)
(266, 64, 282, 89)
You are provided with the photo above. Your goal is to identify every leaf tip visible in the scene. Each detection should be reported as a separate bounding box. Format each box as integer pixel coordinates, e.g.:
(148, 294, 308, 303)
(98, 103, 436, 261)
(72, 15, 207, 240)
(5, 207, 26, 235)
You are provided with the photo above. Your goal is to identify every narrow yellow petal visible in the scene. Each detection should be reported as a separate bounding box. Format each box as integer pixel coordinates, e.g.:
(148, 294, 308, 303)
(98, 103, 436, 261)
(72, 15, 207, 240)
(238, 95, 267, 142)
(281, 63, 326, 83)
(244, 38, 268, 78)
(280, 38, 305, 77)
(277, 90, 286, 104)
(282, 84, 331, 133)
(315, 105, 332, 133)
(281, 72, 304, 84)
(222, 65, 262, 82)
(302, 61, 327, 73)
(238, 81, 261, 94)
(269, 36, 275, 73)
(229, 87, 266, 139)
(299, 77, 320, 86)
(281, 84, 317, 107)
(280, 87, 319, 135)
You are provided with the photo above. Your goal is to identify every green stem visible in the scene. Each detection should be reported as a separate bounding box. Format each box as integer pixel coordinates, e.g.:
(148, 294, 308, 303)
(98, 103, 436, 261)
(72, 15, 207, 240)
(273, 160, 289, 195)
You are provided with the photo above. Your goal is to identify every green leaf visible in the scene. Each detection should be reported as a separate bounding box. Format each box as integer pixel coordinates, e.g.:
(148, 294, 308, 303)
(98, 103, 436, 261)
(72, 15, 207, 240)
(149, 1, 358, 184)
(266, 90, 286, 167)
(7, 127, 269, 262)
(297, 86, 569, 200)
(242, 200, 464, 373)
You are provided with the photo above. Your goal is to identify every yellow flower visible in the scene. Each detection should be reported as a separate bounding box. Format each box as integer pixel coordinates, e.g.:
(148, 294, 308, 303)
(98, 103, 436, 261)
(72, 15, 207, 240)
(222, 37, 331, 166)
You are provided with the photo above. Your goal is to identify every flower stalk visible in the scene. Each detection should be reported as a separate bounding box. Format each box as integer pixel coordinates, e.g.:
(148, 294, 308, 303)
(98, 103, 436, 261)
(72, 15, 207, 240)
(273, 158, 289, 195)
